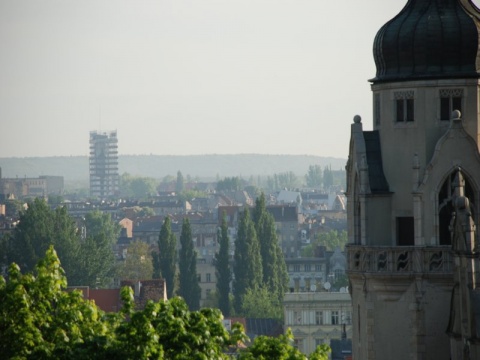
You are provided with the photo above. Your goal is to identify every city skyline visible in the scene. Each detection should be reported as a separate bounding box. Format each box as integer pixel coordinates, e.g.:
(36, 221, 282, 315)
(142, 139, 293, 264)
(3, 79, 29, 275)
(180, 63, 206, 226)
(2, 0, 476, 159)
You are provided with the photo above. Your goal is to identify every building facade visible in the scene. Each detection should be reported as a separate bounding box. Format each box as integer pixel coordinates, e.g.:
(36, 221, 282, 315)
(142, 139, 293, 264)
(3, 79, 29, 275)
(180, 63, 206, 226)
(284, 292, 352, 355)
(89, 130, 119, 198)
(346, 1, 480, 359)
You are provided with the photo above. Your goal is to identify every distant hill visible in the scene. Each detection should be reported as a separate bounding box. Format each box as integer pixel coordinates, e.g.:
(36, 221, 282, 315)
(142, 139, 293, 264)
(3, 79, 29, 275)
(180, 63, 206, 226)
(0, 154, 347, 182)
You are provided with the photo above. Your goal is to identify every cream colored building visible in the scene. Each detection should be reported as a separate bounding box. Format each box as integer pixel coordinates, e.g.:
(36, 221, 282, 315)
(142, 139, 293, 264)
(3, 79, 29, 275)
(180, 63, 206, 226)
(283, 292, 352, 355)
(346, 0, 480, 359)
(197, 260, 216, 307)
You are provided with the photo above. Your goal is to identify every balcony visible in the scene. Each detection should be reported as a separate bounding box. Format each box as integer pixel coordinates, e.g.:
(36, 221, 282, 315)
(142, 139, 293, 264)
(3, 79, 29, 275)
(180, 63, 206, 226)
(346, 245, 453, 275)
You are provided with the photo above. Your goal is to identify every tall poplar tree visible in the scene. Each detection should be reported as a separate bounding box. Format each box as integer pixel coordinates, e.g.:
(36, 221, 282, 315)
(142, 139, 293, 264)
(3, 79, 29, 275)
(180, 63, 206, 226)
(233, 208, 262, 314)
(155, 217, 177, 298)
(253, 193, 289, 303)
(215, 212, 231, 316)
(178, 218, 200, 310)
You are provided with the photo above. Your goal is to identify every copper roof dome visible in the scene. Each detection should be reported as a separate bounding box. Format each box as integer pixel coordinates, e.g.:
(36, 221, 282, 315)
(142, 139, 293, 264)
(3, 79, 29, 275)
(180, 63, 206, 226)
(372, 0, 480, 83)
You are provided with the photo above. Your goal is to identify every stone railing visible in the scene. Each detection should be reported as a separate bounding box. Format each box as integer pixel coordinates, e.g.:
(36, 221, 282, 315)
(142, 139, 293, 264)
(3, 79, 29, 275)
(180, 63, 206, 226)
(346, 245, 454, 275)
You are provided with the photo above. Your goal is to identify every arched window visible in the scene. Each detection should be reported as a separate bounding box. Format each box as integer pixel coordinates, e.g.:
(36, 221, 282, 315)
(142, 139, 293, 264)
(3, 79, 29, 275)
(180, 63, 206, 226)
(438, 171, 476, 245)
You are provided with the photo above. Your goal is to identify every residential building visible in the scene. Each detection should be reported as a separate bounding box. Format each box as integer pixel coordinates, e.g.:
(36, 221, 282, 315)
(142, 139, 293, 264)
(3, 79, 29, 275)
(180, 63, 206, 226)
(267, 205, 301, 258)
(89, 130, 119, 198)
(346, 0, 480, 359)
(284, 292, 352, 355)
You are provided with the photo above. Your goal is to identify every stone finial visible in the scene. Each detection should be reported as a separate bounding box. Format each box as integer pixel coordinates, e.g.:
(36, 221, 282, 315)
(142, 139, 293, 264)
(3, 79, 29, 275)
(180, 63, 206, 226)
(451, 110, 461, 121)
(353, 115, 362, 124)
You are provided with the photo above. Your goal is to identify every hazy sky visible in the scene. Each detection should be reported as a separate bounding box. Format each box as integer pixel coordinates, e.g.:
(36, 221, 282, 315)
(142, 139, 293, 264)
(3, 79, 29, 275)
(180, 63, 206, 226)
(2, 1, 478, 159)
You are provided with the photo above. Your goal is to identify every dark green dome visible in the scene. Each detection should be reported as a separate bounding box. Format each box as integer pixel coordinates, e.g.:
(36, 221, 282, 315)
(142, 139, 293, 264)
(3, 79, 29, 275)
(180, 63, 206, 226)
(372, 0, 480, 83)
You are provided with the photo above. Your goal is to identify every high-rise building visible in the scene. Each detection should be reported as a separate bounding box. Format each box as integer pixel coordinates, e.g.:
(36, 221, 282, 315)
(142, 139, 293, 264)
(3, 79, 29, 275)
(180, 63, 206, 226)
(346, 1, 480, 359)
(89, 130, 119, 198)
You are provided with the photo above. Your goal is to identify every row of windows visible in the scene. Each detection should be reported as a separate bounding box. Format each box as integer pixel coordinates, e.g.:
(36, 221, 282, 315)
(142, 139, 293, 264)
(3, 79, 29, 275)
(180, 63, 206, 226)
(374, 89, 463, 125)
(290, 264, 323, 272)
(286, 310, 352, 326)
(197, 273, 212, 282)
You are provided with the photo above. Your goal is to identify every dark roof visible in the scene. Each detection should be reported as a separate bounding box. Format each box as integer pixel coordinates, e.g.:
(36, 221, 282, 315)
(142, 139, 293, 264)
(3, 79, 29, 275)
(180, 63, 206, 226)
(372, 0, 480, 83)
(245, 318, 283, 338)
(363, 131, 389, 193)
(266, 205, 298, 222)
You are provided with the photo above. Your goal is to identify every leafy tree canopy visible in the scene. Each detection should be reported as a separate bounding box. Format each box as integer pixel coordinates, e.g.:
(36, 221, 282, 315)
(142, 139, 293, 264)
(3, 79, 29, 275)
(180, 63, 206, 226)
(116, 240, 154, 281)
(0, 247, 330, 359)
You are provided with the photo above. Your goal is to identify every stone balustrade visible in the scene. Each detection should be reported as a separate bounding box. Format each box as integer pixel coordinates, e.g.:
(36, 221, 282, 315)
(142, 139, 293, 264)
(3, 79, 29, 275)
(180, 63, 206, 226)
(346, 245, 454, 275)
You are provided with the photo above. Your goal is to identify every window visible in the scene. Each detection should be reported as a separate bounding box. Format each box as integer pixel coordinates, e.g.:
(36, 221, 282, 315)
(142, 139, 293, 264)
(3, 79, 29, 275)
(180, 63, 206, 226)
(304, 264, 311, 272)
(197, 274, 201, 282)
(440, 89, 463, 120)
(293, 264, 300, 272)
(331, 311, 339, 325)
(315, 264, 322, 272)
(395, 91, 414, 122)
(206, 273, 211, 282)
(315, 311, 323, 325)
(375, 93, 381, 126)
(396, 217, 414, 246)
(315, 339, 324, 347)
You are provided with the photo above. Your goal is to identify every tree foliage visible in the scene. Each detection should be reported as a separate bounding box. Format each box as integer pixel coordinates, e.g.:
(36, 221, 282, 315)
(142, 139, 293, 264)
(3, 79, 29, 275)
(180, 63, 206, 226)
(155, 217, 177, 298)
(305, 164, 322, 188)
(216, 177, 243, 192)
(120, 172, 157, 199)
(254, 193, 288, 304)
(238, 328, 330, 360)
(178, 218, 201, 310)
(4, 198, 80, 278)
(215, 212, 231, 316)
(302, 230, 348, 256)
(241, 285, 283, 320)
(117, 240, 154, 281)
(74, 210, 120, 287)
(0, 247, 250, 359)
(233, 209, 262, 314)
(175, 171, 184, 194)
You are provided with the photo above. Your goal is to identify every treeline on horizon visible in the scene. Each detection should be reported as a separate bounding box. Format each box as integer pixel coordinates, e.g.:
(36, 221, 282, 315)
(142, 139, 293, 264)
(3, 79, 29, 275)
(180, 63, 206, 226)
(0, 154, 346, 183)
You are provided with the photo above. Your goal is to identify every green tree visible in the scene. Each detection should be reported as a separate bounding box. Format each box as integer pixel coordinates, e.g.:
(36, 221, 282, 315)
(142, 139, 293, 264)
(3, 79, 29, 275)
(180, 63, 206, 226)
(216, 176, 243, 191)
(176, 170, 185, 194)
(323, 165, 334, 189)
(5, 198, 24, 218)
(116, 240, 154, 281)
(238, 328, 330, 360)
(0, 247, 249, 359)
(5, 198, 80, 278)
(316, 230, 348, 251)
(177, 189, 207, 203)
(119, 173, 157, 199)
(215, 211, 231, 316)
(0, 246, 114, 359)
(178, 218, 201, 310)
(233, 208, 263, 314)
(254, 193, 289, 303)
(305, 164, 323, 188)
(277, 171, 299, 189)
(241, 285, 283, 320)
(72, 210, 120, 287)
(155, 217, 177, 298)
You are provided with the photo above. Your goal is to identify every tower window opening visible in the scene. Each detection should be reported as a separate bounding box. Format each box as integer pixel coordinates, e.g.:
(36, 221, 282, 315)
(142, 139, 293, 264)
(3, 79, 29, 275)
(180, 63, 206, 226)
(440, 89, 463, 121)
(396, 217, 414, 246)
(394, 91, 415, 122)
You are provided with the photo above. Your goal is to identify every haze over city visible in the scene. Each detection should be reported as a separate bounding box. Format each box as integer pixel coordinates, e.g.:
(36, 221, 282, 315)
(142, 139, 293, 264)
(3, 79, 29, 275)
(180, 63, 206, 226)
(3, 0, 478, 159)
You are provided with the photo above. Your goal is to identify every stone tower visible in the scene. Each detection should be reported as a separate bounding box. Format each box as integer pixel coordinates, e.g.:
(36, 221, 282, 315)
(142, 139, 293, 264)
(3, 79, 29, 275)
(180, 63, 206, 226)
(346, 1, 480, 359)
